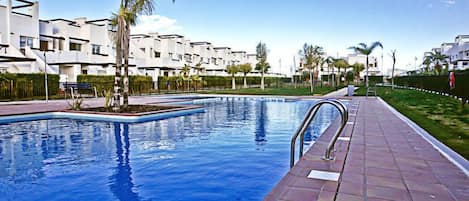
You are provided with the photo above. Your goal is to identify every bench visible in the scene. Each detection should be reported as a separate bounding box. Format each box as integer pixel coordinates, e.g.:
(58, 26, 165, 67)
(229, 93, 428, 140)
(63, 82, 97, 98)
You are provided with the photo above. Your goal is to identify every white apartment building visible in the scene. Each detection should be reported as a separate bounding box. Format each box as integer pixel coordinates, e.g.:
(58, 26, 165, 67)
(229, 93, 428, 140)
(1, 0, 284, 85)
(0, 0, 41, 73)
(424, 34, 469, 70)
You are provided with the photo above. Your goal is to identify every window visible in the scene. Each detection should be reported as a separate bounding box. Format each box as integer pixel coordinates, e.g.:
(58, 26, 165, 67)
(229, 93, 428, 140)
(92, 44, 101, 55)
(20, 36, 34, 48)
(178, 54, 183, 61)
(40, 40, 48, 51)
(154, 51, 161, 58)
(69, 42, 81, 51)
(81, 69, 88, 75)
(169, 53, 173, 59)
(140, 48, 146, 53)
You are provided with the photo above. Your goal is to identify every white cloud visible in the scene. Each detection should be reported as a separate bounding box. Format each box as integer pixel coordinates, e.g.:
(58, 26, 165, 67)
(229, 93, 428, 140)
(441, 0, 456, 6)
(131, 15, 183, 34)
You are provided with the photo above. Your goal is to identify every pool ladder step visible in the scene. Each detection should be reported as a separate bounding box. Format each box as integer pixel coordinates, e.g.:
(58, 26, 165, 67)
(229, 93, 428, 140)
(290, 99, 349, 168)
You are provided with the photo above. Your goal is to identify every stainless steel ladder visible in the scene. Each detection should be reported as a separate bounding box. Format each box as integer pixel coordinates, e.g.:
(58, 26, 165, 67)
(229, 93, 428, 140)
(290, 99, 349, 168)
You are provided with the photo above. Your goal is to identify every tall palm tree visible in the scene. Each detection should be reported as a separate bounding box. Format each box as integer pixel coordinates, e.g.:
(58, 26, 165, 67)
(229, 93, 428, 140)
(112, 9, 125, 112)
(389, 50, 397, 89)
(114, 0, 174, 111)
(427, 50, 448, 75)
(255, 42, 269, 90)
(351, 62, 365, 84)
(239, 63, 252, 88)
(349, 41, 383, 88)
(226, 64, 239, 90)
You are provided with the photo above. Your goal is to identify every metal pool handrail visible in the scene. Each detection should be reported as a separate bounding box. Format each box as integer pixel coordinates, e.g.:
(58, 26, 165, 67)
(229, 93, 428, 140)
(290, 99, 349, 168)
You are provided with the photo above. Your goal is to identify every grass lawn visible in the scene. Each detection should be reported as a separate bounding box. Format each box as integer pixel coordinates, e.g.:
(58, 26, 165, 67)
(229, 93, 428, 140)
(201, 86, 338, 96)
(356, 86, 469, 159)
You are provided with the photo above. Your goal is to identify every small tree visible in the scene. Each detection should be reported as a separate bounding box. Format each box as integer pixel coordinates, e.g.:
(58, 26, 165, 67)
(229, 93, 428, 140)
(299, 43, 323, 93)
(226, 64, 239, 90)
(239, 63, 252, 88)
(256, 42, 269, 90)
(334, 59, 349, 87)
(345, 71, 354, 85)
(351, 63, 364, 84)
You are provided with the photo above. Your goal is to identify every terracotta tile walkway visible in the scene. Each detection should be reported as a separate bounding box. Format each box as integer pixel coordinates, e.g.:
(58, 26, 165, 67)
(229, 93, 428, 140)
(266, 97, 469, 201)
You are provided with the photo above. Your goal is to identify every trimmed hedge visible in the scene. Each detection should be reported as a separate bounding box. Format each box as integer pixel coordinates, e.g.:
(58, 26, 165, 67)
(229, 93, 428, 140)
(77, 75, 153, 95)
(394, 74, 468, 103)
(0, 73, 59, 99)
(157, 76, 289, 90)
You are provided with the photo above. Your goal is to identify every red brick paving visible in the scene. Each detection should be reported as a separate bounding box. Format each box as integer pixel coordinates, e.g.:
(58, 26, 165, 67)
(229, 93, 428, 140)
(265, 97, 469, 201)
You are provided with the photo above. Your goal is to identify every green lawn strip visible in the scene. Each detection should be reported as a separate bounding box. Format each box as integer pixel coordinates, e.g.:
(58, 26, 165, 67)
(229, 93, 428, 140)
(201, 86, 337, 96)
(356, 87, 469, 159)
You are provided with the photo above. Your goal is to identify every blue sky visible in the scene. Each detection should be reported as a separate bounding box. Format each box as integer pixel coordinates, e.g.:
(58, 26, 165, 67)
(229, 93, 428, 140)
(37, 0, 469, 75)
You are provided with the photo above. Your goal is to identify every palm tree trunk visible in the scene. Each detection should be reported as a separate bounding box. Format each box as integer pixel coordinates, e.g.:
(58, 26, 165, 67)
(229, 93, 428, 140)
(336, 67, 340, 87)
(261, 71, 265, 90)
(309, 68, 313, 93)
(243, 73, 247, 88)
(232, 74, 236, 90)
(123, 22, 130, 109)
(113, 16, 124, 112)
(365, 56, 369, 88)
(391, 61, 395, 90)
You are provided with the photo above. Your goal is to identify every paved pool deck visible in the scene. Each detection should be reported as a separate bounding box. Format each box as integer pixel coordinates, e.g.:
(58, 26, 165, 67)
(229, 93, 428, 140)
(265, 97, 468, 201)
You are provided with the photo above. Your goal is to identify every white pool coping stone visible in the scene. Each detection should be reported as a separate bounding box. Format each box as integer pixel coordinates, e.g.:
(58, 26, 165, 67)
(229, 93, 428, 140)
(0, 107, 205, 124)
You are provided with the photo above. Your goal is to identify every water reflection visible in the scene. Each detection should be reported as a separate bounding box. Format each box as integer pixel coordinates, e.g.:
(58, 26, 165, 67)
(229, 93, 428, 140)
(109, 123, 139, 201)
(255, 101, 267, 145)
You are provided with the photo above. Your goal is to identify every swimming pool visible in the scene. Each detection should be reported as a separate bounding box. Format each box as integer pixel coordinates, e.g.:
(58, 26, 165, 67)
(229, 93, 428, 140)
(0, 97, 339, 201)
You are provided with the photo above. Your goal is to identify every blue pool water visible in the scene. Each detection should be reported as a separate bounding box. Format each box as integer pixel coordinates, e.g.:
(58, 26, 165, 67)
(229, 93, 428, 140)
(0, 97, 339, 201)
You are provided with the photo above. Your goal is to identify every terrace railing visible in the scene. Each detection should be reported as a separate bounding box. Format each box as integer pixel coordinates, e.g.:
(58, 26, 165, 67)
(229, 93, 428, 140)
(290, 99, 348, 168)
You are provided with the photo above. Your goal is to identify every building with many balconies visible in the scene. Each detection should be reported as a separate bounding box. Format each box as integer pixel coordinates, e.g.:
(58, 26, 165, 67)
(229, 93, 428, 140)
(1, 0, 285, 85)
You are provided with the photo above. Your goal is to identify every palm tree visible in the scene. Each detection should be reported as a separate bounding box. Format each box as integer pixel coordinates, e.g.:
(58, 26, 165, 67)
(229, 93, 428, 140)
(299, 43, 323, 93)
(389, 50, 397, 89)
(325, 56, 335, 87)
(334, 58, 349, 87)
(351, 62, 365, 84)
(181, 64, 191, 90)
(239, 63, 252, 88)
(181, 64, 191, 77)
(255, 42, 269, 90)
(226, 64, 239, 90)
(427, 50, 448, 75)
(195, 63, 203, 75)
(114, 0, 174, 111)
(349, 41, 383, 88)
(423, 57, 432, 73)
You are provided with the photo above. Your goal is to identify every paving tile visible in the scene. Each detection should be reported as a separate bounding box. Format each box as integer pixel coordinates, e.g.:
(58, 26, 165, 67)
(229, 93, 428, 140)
(280, 188, 320, 201)
(366, 185, 412, 201)
(409, 190, 456, 201)
(335, 193, 364, 201)
(365, 167, 402, 179)
(366, 175, 407, 190)
(338, 181, 364, 196)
